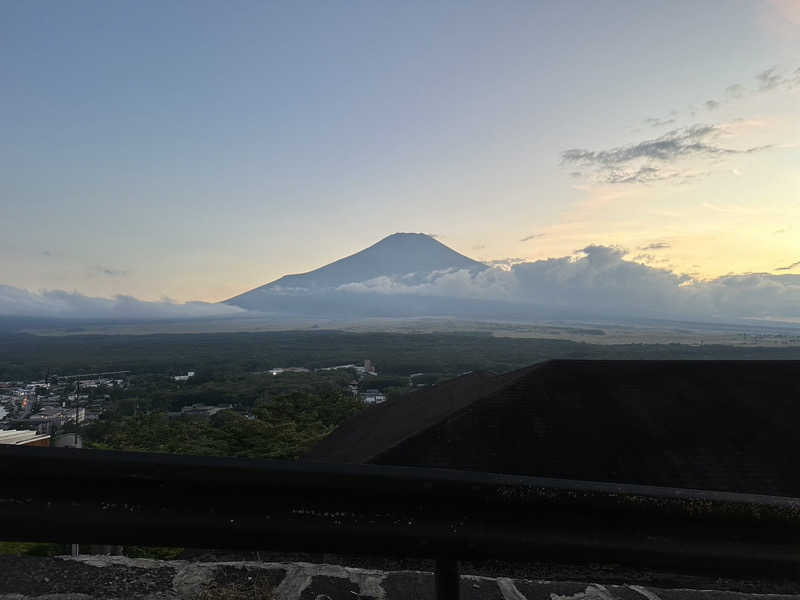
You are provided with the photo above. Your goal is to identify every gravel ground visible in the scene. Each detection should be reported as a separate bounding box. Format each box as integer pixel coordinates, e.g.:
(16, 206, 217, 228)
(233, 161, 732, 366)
(2, 554, 800, 600)
(0, 555, 176, 598)
(178, 549, 800, 595)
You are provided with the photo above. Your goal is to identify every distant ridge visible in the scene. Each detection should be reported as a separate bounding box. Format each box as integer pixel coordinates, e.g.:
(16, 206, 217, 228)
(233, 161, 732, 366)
(225, 233, 486, 312)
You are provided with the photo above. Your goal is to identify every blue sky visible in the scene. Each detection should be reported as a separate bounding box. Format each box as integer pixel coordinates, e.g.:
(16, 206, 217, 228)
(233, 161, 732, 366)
(1, 0, 798, 304)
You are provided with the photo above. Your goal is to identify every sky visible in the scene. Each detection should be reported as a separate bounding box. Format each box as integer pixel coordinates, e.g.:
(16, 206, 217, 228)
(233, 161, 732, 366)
(1, 0, 799, 312)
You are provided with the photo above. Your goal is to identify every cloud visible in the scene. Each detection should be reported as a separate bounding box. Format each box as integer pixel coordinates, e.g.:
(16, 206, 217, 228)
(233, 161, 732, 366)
(0, 286, 246, 320)
(726, 84, 747, 99)
(643, 116, 677, 128)
(755, 66, 800, 91)
(561, 64, 796, 186)
(91, 265, 128, 278)
(599, 165, 707, 184)
(562, 124, 771, 184)
(520, 233, 545, 242)
(640, 242, 671, 250)
(757, 67, 785, 91)
(564, 124, 763, 165)
(483, 257, 529, 269)
(334, 246, 800, 321)
(776, 260, 800, 271)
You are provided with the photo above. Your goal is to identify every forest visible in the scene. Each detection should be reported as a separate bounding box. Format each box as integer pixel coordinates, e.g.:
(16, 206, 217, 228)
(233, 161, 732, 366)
(4, 329, 800, 381)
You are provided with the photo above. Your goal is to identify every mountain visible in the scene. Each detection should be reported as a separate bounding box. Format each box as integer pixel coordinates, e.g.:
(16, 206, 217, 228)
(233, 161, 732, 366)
(224, 233, 488, 314)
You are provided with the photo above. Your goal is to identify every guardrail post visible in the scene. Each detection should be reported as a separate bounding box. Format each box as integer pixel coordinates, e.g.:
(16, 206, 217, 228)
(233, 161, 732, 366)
(435, 557, 459, 600)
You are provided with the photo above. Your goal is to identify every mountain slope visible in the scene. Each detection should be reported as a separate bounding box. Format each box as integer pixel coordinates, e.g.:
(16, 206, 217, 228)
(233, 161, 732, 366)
(225, 233, 487, 312)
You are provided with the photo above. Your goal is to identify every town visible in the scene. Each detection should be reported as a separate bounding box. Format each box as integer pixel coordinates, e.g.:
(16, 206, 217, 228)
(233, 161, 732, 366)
(0, 360, 394, 449)
(0, 371, 128, 447)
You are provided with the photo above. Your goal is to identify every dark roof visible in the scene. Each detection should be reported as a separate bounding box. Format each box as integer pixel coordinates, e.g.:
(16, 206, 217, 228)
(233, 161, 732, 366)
(305, 368, 533, 464)
(307, 360, 800, 496)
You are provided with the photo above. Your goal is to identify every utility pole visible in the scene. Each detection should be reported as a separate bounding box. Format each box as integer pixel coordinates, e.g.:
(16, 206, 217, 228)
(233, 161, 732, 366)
(74, 380, 80, 447)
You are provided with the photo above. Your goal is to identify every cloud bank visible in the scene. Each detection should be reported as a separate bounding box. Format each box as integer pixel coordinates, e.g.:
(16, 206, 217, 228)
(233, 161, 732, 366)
(336, 246, 800, 322)
(0, 286, 246, 320)
(6, 248, 800, 324)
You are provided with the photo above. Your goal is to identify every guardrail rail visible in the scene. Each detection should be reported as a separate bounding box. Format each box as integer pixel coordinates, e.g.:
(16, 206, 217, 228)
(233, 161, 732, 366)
(2, 446, 800, 599)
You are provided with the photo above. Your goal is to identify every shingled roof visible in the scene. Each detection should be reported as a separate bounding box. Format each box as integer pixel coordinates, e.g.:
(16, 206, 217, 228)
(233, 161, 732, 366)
(306, 360, 800, 496)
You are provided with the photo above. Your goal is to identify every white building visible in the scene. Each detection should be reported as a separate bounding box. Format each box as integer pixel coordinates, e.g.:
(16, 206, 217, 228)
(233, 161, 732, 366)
(0, 429, 51, 446)
(361, 389, 386, 404)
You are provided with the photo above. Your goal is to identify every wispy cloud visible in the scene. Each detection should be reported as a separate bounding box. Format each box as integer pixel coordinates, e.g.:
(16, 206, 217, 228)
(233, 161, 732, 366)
(636, 65, 798, 138)
(776, 260, 800, 271)
(643, 116, 677, 128)
(726, 84, 746, 99)
(757, 67, 785, 91)
(562, 124, 771, 184)
(520, 233, 545, 242)
(564, 125, 764, 165)
(91, 265, 129, 278)
(640, 242, 671, 250)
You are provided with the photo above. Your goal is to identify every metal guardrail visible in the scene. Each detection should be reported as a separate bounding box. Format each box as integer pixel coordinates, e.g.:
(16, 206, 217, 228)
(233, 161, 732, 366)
(2, 446, 800, 599)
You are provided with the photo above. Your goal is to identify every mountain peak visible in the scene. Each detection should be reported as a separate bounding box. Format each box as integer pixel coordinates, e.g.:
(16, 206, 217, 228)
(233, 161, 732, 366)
(225, 233, 486, 309)
(380, 231, 435, 240)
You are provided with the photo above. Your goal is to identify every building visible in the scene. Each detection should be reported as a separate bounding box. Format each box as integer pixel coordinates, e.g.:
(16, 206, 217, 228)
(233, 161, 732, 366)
(28, 406, 86, 430)
(360, 389, 386, 404)
(174, 403, 233, 417)
(307, 360, 800, 498)
(318, 361, 377, 377)
(268, 367, 310, 376)
(0, 430, 51, 447)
